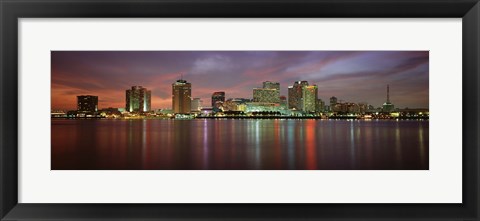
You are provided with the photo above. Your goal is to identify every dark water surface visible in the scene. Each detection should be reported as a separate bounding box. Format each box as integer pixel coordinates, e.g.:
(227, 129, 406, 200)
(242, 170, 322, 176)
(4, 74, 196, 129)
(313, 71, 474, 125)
(51, 119, 428, 170)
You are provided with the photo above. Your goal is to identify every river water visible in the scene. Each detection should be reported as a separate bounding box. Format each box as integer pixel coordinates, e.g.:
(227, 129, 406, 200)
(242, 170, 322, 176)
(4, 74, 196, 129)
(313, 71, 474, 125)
(51, 119, 428, 170)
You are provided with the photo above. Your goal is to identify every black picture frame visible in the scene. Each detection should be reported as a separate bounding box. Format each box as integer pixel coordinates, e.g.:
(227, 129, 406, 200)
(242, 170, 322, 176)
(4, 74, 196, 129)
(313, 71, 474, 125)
(1, 0, 479, 220)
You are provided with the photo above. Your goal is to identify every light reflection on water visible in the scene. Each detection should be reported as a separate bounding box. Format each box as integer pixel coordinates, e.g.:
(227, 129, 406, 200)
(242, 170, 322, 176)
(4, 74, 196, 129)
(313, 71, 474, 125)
(51, 119, 429, 170)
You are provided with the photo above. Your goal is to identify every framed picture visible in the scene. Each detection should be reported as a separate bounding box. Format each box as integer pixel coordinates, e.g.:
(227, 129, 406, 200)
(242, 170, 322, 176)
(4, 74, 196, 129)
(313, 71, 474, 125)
(1, 0, 479, 220)
(50, 50, 430, 171)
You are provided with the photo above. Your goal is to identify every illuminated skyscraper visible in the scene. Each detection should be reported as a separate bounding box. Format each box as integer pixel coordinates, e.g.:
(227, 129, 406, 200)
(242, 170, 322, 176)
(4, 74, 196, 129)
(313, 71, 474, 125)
(126, 86, 151, 112)
(253, 81, 280, 103)
(302, 85, 318, 112)
(288, 81, 309, 110)
(262, 81, 280, 90)
(77, 95, 98, 112)
(253, 88, 280, 103)
(172, 79, 192, 114)
(211, 91, 225, 108)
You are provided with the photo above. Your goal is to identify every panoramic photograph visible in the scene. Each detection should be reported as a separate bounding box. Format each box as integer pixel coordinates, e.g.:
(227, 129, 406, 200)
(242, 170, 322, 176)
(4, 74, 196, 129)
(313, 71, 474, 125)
(51, 51, 429, 170)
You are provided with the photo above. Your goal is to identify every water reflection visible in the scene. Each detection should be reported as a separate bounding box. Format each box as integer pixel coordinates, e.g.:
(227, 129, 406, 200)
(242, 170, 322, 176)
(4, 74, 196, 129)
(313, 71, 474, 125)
(305, 120, 317, 170)
(51, 119, 429, 170)
(419, 123, 426, 168)
(349, 120, 356, 168)
(395, 122, 403, 167)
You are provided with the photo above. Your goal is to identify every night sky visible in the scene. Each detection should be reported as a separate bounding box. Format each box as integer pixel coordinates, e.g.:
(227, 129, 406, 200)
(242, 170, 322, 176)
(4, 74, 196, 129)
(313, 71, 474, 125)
(51, 51, 428, 110)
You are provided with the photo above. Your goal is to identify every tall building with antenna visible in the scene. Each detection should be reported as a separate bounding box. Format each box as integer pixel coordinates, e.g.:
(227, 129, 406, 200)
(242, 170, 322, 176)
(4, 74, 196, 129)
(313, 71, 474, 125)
(382, 84, 395, 112)
(172, 79, 192, 114)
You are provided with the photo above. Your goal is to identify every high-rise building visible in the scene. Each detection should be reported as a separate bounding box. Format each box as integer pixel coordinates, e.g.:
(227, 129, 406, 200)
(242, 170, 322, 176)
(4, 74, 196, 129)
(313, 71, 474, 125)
(329, 96, 338, 112)
(253, 81, 280, 103)
(211, 91, 225, 108)
(316, 99, 325, 112)
(263, 81, 280, 90)
(288, 81, 309, 110)
(302, 85, 318, 112)
(287, 86, 295, 109)
(191, 98, 203, 111)
(126, 86, 151, 112)
(77, 95, 98, 112)
(172, 79, 192, 114)
(253, 88, 280, 103)
(382, 84, 395, 112)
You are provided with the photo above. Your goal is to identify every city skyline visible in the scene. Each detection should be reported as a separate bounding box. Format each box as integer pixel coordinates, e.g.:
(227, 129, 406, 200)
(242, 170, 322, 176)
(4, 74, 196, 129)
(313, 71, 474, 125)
(51, 51, 429, 110)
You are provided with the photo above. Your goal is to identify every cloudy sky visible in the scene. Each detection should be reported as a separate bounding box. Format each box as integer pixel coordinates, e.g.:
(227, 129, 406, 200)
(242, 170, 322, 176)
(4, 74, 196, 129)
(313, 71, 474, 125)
(51, 51, 429, 110)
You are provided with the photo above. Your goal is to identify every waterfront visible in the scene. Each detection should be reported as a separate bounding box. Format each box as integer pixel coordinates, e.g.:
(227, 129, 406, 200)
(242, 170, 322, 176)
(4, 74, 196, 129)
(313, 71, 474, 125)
(51, 119, 428, 170)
